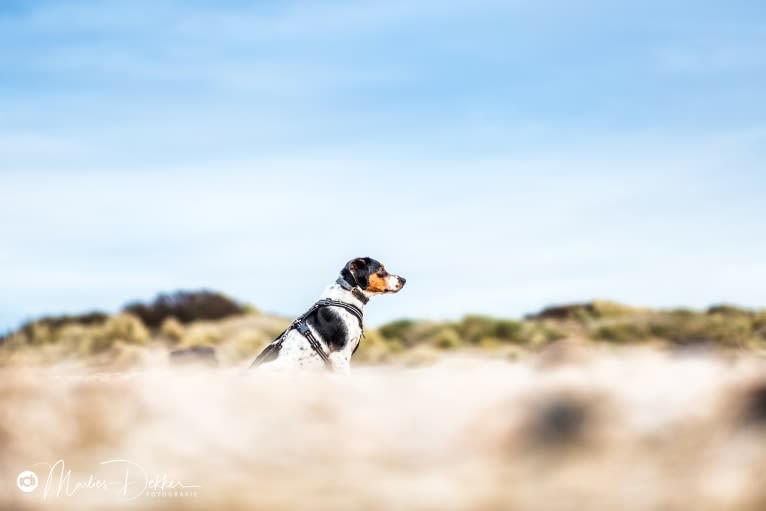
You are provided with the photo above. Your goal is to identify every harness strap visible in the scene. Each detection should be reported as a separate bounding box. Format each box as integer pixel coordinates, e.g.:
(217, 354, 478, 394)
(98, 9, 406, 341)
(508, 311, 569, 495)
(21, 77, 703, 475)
(251, 299, 365, 371)
(296, 320, 332, 369)
(313, 298, 364, 330)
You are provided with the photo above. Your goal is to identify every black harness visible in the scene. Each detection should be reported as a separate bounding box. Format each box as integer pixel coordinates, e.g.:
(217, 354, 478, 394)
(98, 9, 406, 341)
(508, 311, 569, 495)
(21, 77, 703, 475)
(251, 297, 365, 371)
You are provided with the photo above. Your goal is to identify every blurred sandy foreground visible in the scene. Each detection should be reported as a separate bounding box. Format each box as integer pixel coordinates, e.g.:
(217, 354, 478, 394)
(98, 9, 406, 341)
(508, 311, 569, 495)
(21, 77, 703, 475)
(2, 347, 766, 511)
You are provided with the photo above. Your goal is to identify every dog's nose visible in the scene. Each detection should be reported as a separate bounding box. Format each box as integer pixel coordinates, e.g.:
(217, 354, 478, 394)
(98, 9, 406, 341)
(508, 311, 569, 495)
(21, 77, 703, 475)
(399, 277, 407, 286)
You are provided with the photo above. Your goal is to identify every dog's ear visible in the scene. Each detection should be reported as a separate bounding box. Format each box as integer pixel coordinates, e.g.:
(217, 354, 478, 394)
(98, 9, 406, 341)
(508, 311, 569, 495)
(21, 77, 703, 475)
(341, 257, 371, 289)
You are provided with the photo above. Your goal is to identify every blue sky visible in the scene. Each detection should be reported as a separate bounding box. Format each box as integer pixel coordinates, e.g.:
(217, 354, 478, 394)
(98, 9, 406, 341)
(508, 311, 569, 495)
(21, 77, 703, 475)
(1, 0, 764, 330)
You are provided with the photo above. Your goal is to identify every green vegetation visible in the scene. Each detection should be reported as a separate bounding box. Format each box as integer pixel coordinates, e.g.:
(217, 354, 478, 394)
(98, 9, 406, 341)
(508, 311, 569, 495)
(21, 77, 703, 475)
(1, 293, 764, 368)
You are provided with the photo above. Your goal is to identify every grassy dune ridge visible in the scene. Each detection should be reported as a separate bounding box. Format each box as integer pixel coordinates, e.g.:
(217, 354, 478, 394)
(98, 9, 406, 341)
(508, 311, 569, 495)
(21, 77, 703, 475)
(2, 291, 765, 368)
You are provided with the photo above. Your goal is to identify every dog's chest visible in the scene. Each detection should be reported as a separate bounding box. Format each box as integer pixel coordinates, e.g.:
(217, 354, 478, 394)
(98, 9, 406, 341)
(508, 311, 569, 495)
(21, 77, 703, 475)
(271, 310, 362, 370)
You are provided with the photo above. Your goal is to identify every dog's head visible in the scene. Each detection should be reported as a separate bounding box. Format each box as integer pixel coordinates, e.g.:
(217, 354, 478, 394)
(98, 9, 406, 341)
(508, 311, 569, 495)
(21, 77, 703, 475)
(340, 257, 406, 295)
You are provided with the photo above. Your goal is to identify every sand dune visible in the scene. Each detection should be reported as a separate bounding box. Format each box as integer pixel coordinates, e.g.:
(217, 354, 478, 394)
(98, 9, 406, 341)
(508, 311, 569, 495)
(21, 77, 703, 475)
(2, 347, 766, 510)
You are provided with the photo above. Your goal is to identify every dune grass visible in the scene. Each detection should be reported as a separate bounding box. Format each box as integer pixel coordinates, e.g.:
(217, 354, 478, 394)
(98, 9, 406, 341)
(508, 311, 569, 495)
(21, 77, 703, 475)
(2, 292, 765, 368)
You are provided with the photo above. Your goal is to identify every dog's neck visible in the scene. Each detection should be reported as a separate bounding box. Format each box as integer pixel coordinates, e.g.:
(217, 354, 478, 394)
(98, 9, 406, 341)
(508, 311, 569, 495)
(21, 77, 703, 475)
(320, 280, 369, 310)
(334, 276, 370, 305)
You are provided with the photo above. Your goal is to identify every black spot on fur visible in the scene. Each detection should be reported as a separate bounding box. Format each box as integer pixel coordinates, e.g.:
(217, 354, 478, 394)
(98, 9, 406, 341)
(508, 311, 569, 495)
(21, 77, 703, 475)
(306, 307, 349, 351)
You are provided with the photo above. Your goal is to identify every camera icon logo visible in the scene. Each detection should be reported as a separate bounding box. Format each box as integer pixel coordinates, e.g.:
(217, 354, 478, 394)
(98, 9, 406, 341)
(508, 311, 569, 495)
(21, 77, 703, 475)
(16, 470, 39, 493)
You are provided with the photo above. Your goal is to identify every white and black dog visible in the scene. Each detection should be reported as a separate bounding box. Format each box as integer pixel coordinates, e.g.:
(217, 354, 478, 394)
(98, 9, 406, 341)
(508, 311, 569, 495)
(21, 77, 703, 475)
(251, 257, 406, 373)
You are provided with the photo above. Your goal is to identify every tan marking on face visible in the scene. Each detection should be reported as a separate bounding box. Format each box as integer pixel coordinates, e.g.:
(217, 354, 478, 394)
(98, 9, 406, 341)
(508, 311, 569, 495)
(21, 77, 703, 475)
(366, 273, 390, 293)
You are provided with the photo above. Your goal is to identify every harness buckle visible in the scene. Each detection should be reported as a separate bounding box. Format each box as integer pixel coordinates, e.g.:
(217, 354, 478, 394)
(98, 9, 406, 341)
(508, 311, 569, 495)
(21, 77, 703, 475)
(296, 321, 311, 336)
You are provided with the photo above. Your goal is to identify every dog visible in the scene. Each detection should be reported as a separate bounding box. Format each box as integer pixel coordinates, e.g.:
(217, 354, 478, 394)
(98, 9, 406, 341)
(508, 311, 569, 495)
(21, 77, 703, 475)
(251, 257, 406, 373)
